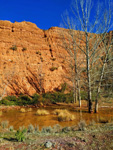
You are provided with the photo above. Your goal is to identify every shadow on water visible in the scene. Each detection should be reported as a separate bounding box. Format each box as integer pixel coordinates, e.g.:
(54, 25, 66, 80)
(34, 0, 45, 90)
(0, 105, 113, 130)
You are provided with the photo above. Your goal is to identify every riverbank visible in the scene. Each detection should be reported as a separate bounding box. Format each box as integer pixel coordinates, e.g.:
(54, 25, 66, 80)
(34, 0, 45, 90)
(0, 123, 113, 150)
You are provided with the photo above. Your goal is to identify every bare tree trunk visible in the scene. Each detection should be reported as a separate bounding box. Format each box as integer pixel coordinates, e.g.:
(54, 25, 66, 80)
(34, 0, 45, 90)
(78, 79, 81, 107)
(94, 54, 108, 112)
(94, 36, 113, 113)
(86, 32, 93, 113)
(0, 84, 7, 100)
(61, 0, 113, 113)
(73, 83, 76, 104)
(94, 99, 98, 113)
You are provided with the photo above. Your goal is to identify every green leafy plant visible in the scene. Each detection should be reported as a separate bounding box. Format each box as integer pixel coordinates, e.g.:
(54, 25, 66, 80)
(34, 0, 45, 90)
(50, 66, 58, 71)
(34, 125, 39, 133)
(31, 93, 40, 104)
(78, 120, 87, 131)
(27, 124, 34, 133)
(0, 96, 18, 106)
(22, 47, 27, 51)
(62, 126, 71, 133)
(6, 96, 18, 103)
(15, 129, 27, 142)
(61, 83, 67, 93)
(18, 95, 32, 105)
(9, 126, 14, 131)
(80, 91, 88, 100)
(42, 92, 73, 104)
(41, 126, 53, 133)
(52, 124, 61, 133)
(10, 45, 17, 51)
(1, 120, 9, 129)
(0, 99, 10, 105)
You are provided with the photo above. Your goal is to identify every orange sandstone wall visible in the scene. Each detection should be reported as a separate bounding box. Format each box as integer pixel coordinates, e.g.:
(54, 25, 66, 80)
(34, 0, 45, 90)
(0, 21, 70, 96)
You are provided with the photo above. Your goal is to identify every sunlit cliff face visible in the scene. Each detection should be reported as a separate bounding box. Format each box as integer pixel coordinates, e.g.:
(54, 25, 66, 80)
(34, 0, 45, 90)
(0, 21, 69, 96)
(0, 21, 112, 96)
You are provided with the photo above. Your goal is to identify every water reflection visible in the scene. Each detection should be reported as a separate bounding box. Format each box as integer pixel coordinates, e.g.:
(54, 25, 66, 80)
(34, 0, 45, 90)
(1, 106, 113, 130)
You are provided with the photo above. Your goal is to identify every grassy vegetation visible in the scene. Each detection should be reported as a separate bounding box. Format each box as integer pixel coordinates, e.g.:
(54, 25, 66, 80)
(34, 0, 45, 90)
(0, 94, 37, 106)
(78, 120, 87, 131)
(35, 109, 50, 115)
(27, 108, 32, 112)
(0, 90, 111, 108)
(0, 92, 73, 106)
(20, 108, 26, 113)
(0, 121, 113, 149)
(22, 47, 27, 51)
(58, 111, 75, 122)
(1, 120, 9, 129)
(53, 109, 75, 122)
(20, 108, 33, 113)
(10, 45, 17, 51)
(53, 109, 63, 115)
(15, 128, 27, 142)
(50, 66, 58, 71)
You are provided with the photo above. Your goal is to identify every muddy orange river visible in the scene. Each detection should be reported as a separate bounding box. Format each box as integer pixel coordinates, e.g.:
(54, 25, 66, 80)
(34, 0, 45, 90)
(0, 106, 113, 130)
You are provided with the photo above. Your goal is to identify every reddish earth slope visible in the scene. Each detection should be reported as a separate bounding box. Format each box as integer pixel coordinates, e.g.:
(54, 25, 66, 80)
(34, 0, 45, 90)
(0, 21, 112, 96)
(0, 21, 72, 96)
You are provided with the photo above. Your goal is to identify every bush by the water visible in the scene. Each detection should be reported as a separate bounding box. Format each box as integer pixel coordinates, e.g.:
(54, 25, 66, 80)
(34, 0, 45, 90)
(31, 93, 40, 104)
(27, 108, 32, 112)
(0, 90, 87, 106)
(20, 108, 26, 113)
(15, 128, 27, 142)
(55, 109, 75, 122)
(42, 92, 73, 104)
(35, 109, 49, 115)
(0, 96, 18, 105)
(0, 95, 36, 106)
(53, 109, 69, 115)
(18, 95, 32, 105)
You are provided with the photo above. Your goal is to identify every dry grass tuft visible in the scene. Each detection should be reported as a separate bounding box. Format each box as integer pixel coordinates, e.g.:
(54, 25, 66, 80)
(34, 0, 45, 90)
(58, 112, 75, 122)
(27, 108, 32, 112)
(54, 109, 75, 122)
(20, 108, 26, 113)
(53, 109, 69, 115)
(35, 109, 49, 116)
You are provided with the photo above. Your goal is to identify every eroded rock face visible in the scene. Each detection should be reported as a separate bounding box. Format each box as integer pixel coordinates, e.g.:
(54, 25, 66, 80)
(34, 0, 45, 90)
(0, 21, 71, 96)
(0, 21, 112, 97)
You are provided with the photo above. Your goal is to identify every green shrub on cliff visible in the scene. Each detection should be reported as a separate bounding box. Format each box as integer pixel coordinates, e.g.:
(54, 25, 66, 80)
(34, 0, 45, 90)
(18, 95, 32, 105)
(31, 93, 40, 104)
(10, 45, 17, 51)
(0, 96, 18, 105)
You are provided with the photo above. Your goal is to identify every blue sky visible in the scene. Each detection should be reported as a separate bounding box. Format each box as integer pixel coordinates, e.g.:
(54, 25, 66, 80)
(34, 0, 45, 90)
(0, 0, 112, 31)
(0, 0, 71, 29)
